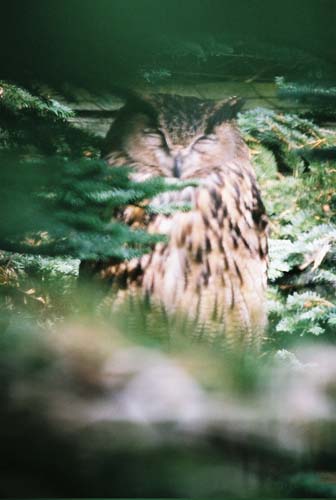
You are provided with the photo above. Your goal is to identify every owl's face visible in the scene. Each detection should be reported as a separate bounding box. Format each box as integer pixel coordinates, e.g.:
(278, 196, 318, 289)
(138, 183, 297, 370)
(104, 94, 245, 181)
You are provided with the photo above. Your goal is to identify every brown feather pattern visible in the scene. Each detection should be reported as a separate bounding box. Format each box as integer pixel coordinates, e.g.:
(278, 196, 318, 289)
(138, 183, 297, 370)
(84, 93, 269, 347)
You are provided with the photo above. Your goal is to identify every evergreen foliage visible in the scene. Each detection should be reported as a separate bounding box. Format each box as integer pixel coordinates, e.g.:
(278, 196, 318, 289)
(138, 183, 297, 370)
(0, 81, 74, 119)
(0, 82, 186, 263)
(137, 35, 334, 84)
(0, 156, 179, 260)
(242, 78, 336, 345)
(276, 77, 336, 120)
(237, 108, 333, 172)
(0, 81, 101, 157)
(0, 82, 190, 322)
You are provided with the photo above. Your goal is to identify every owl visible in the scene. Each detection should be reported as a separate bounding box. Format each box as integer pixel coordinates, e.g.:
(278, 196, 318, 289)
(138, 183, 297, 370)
(81, 93, 269, 347)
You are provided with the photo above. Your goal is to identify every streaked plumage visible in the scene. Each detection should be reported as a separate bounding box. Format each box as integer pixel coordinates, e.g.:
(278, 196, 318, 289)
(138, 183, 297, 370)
(83, 93, 269, 346)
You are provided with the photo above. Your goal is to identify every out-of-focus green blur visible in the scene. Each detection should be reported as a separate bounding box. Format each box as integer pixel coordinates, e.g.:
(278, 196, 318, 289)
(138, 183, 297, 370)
(1, 306, 336, 497)
(1, 0, 335, 87)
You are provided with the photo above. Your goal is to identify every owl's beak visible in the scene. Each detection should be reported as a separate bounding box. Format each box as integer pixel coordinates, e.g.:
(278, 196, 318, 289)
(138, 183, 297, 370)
(173, 155, 182, 178)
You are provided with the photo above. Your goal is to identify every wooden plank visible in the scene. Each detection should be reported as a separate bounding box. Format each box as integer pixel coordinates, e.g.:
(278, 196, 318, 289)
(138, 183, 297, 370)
(42, 82, 307, 112)
(41, 82, 332, 138)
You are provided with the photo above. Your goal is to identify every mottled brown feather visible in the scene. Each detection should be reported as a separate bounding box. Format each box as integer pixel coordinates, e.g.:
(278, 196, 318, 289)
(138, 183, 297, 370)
(83, 93, 269, 347)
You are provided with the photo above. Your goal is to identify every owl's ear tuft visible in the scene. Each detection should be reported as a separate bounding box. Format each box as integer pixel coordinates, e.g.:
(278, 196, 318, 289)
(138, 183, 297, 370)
(106, 87, 159, 120)
(119, 92, 159, 122)
(102, 91, 159, 157)
(206, 97, 244, 132)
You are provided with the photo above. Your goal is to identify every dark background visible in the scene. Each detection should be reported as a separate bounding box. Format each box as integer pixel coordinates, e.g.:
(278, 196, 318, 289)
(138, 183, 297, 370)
(1, 0, 335, 86)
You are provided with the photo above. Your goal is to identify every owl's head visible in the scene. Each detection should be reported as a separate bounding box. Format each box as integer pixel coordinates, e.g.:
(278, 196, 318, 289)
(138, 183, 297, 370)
(103, 93, 246, 180)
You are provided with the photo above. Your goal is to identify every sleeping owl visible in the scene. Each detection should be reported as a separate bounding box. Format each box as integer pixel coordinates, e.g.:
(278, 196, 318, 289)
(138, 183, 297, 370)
(80, 93, 269, 346)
